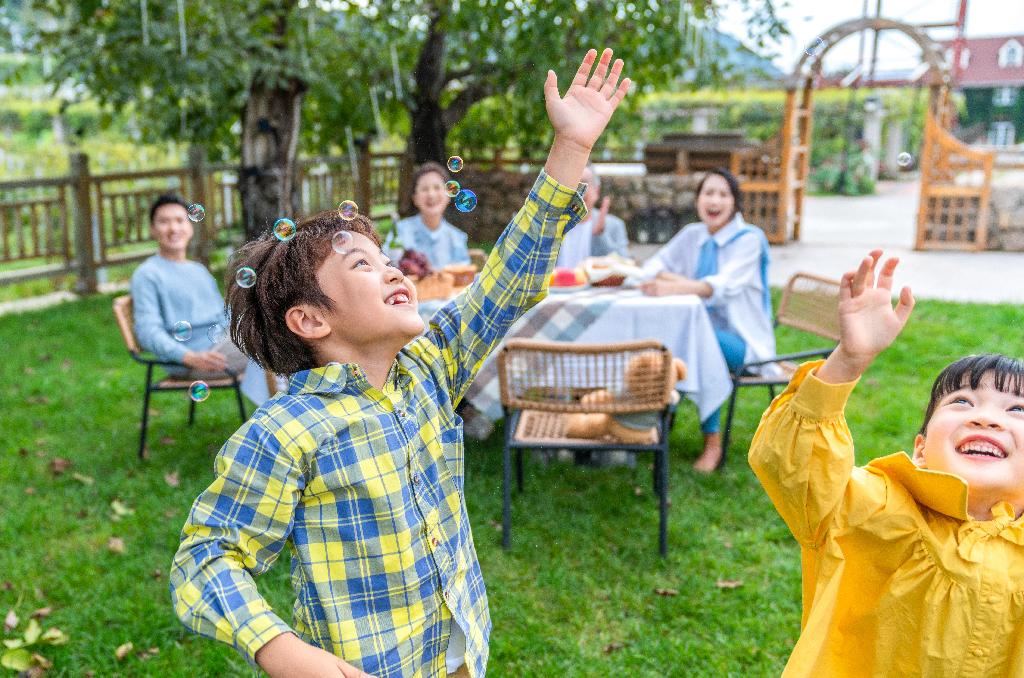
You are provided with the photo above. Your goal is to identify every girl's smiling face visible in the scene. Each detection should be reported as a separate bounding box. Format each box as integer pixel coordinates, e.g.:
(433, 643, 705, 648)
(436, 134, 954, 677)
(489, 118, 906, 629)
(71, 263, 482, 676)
(696, 174, 736, 233)
(412, 170, 450, 226)
(913, 372, 1024, 519)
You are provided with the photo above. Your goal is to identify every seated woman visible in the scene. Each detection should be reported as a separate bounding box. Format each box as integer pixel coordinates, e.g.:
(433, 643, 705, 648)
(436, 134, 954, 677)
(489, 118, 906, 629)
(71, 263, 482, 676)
(639, 168, 774, 473)
(391, 161, 471, 268)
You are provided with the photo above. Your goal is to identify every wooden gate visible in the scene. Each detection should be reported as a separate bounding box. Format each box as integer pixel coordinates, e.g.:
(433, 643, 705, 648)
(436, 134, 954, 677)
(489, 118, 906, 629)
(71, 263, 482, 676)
(915, 110, 994, 250)
(776, 17, 995, 251)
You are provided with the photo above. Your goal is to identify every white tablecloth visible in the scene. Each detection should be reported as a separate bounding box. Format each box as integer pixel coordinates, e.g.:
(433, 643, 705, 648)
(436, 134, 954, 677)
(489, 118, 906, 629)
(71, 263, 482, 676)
(463, 287, 732, 423)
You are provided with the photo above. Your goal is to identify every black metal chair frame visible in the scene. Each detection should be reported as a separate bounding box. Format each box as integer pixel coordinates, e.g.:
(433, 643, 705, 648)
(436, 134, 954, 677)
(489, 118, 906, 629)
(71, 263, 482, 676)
(129, 351, 247, 459)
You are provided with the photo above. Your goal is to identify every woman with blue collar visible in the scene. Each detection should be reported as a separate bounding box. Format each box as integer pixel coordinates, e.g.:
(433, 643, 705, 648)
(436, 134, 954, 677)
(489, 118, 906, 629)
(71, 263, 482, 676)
(639, 168, 775, 473)
(390, 161, 471, 269)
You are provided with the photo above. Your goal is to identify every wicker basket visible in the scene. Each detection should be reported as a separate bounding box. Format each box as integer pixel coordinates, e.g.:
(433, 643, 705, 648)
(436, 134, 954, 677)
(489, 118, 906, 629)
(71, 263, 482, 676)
(443, 264, 478, 288)
(412, 271, 455, 300)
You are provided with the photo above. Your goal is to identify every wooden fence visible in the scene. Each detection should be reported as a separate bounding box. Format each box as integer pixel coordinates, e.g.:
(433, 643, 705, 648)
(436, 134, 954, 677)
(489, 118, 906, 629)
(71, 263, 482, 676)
(0, 147, 404, 292)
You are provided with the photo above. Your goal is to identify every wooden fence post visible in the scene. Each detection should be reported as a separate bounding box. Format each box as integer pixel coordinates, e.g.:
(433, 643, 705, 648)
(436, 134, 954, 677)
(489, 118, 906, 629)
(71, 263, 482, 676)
(188, 146, 211, 265)
(69, 152, 97, 294)
(356, 136, 372, 215)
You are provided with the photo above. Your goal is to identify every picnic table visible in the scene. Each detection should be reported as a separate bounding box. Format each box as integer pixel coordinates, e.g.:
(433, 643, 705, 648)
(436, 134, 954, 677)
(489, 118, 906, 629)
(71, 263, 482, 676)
(452, 285, 733, 424)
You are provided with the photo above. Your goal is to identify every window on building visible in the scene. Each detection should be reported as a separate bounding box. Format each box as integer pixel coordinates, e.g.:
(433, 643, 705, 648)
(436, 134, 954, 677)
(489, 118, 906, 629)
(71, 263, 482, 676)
(960, 48, 971, 69)
(999, 39, 1023, 68)
(989, 121, 1016, 146)
(994, 87, 1018, 106)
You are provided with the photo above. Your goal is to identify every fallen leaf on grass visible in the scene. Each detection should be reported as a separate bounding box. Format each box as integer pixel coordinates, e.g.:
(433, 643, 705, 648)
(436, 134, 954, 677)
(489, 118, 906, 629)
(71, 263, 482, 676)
(29, 608, 52, 620)
(633, 486, 644, 497)
(22, 366, 35, 375)
(603, 641, 627, 654)
(3, 609, 17, 632)
(487, 519, 502, 532)
(159, 436, 175, 446)
(48, 458, 71, 476)
(114, 642, 133, 661)
(30, 652, 52, 669)
(72, 473, 94, 486)
(723, 540, 733, 549)
(107, 537, 125, 554)
(163, 472, 180, 488)
(0, 648, 30, 671)
(39, 627, 67, 645)
(61, 359, 73, 371)
(151, 569, 163, 580)
(653, 588, 679, 597)
(26, 396, 51, 406)
(715, 579, 743, 589)
(137, 646, 160, 661)
(109, 500, 134, 521)
(163, 510, 176, 519)
(1, 582, 11, 591)
(17, 448, 28, 457)
(24, 487, 35, 495)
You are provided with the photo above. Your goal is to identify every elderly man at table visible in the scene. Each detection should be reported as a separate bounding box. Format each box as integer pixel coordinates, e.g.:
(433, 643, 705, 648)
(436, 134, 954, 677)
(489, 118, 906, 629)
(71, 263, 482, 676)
(555, 164, 630, 268)
(129, 193, 249, 380)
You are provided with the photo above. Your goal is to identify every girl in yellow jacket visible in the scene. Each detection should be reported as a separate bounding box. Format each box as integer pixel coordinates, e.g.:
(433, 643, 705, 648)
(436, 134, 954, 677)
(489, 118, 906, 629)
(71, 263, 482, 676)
(750, 249, 1024, 677)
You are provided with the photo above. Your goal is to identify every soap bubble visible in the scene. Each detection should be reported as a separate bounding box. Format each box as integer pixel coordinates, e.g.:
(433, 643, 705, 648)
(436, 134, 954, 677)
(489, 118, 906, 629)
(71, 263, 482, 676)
(897, 152, 914, 168)
(188, 381, 210, 402)
(172, 321, 192, 342)
(454, 189, 477, 213)
(338, 200, 358, 221)
(445, 180, 461, 197)
(273, 218, 297, 242)
(207, 324, 228, 344)
(235, 266, 257, 288)
(332, 230, 354, 254)
(187, 203, 205, 222)
(805, 37, 825, 57)
(447, 156, 464, 173)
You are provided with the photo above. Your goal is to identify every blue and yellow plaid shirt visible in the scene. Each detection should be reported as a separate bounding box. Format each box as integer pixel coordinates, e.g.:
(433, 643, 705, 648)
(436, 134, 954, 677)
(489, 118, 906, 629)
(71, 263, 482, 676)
(169, 171, 586, 678)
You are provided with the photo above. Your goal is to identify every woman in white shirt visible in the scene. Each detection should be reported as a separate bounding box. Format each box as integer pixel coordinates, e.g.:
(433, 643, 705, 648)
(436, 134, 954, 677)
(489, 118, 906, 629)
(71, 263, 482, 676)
(640, 168, 774, 473)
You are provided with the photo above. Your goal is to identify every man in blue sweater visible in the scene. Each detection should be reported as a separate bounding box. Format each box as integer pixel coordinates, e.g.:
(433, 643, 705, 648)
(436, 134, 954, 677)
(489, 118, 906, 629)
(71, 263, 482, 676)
(130, 194, 249, 378)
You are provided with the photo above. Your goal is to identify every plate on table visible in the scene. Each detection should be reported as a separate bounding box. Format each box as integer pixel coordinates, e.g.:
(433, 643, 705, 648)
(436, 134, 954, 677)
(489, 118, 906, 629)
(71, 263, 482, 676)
(548, 283, 590, 293)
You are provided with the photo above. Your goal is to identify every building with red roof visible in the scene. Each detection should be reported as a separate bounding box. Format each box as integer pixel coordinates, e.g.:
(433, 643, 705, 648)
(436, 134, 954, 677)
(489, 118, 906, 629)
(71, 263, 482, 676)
(939, 35, 1024, 146)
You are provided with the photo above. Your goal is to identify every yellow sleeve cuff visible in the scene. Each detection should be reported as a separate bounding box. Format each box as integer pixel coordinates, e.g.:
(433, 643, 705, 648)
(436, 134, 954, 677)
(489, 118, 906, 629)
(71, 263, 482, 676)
(235, 610, 293, 667)
(531, 170, 589, 222)
(788, 359, 860, 421)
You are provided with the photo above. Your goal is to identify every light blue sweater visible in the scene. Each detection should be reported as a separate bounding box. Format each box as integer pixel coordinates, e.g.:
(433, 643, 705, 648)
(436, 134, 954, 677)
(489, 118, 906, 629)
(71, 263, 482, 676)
(129, 254, 226, 364)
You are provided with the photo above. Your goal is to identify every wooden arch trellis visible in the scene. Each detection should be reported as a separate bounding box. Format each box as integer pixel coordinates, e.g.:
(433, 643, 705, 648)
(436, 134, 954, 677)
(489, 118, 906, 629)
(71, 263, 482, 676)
(729, 17, 995, 250)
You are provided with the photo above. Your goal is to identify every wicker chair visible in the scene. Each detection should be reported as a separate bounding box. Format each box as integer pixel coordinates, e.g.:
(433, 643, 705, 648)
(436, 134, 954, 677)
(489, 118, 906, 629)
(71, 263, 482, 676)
(720, 272, 843, 464)
(496, 339, 681, 556)
(112, 295, 247, 459)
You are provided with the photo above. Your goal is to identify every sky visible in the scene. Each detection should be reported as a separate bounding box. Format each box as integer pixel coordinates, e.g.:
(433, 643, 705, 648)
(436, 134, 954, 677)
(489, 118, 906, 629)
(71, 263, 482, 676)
(719, 0, 1024, 73)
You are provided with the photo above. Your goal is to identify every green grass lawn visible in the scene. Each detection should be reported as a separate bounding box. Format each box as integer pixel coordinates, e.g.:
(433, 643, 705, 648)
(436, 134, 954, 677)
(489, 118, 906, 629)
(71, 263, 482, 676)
(1, 292, 1021, 677)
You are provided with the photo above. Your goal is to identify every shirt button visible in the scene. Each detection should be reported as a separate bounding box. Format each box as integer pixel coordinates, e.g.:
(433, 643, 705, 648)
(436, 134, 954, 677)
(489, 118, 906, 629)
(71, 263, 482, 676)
(444, 590, 450, 601)
(972, 647, 985, 657)
(397, 409, 407, 418)
(413, 474, 421, 485)
(431, 536, 440, 548)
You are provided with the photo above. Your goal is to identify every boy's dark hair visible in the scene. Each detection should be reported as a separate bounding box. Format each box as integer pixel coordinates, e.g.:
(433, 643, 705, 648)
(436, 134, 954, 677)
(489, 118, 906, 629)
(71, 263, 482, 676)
(412, 161, 450, 191)
(226, 210, 383, 375)
(696, 168, 743, 218)
(149, 194, 190, 224)
(919, 353, 1024, 435)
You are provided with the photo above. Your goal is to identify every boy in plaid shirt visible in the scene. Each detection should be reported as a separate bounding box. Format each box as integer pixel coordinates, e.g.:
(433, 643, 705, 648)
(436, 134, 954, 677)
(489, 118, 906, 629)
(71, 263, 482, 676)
(170, 49, 631, 677)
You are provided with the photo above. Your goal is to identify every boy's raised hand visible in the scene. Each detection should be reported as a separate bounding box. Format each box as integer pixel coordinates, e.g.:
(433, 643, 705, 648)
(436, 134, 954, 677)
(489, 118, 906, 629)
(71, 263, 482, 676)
(544, 48, 631, 153)
(818, 250, 915, 383)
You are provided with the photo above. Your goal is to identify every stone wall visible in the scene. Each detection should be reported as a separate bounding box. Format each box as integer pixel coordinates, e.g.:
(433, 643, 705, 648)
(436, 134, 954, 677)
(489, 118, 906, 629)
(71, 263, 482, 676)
(987, 182, 1024, 251)
(445, 169, 702, 246)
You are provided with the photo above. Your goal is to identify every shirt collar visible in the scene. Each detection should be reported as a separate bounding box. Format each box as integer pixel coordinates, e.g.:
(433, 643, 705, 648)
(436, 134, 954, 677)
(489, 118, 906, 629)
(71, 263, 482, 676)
(707, 212, 746, 245)
(868, 452, 972, 520)
(288, 358, 413, 396)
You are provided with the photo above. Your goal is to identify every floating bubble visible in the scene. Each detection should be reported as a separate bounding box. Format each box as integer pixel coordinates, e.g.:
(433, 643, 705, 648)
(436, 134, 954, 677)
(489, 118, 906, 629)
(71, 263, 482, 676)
(332, 230, 354, 254)
(273, 218, 297, 242)
(207, 323, 227, 344)
(454, 188, 477, 213)
(188, 381, 210, 402)
(235, 266, 257, 288)
(897, 152, 914, 168)
(172, 320, 192, 342)
(447, 156, 464, 173)
(187, 203, 205, 222)
(805, 37, 824, 57)
(445, 180, 461, 197)
(338, 200, 358, 221)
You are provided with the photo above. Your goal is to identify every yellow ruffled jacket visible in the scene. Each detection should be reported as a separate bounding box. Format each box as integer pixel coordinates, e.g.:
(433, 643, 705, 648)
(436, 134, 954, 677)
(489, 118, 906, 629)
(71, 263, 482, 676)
(750, 360, 1024, 678)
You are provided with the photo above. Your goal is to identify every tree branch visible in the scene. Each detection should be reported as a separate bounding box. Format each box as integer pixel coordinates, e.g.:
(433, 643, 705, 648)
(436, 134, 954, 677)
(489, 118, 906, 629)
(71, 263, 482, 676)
(441, 79, 494, 130)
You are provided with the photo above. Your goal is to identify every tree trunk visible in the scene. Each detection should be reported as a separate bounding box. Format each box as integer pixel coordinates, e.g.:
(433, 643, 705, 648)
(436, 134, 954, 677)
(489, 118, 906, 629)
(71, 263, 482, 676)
(239, 77, 306, 241)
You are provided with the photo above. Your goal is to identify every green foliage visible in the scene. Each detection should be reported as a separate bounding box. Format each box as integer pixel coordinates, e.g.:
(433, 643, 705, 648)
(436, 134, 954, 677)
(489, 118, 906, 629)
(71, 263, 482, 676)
(0, 291, 1019, 674)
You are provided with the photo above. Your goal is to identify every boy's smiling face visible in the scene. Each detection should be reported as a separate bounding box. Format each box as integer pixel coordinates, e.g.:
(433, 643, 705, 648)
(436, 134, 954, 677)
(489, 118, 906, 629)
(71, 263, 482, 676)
(913, 373, 1024, 517)
(311, 232, 424, 356)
